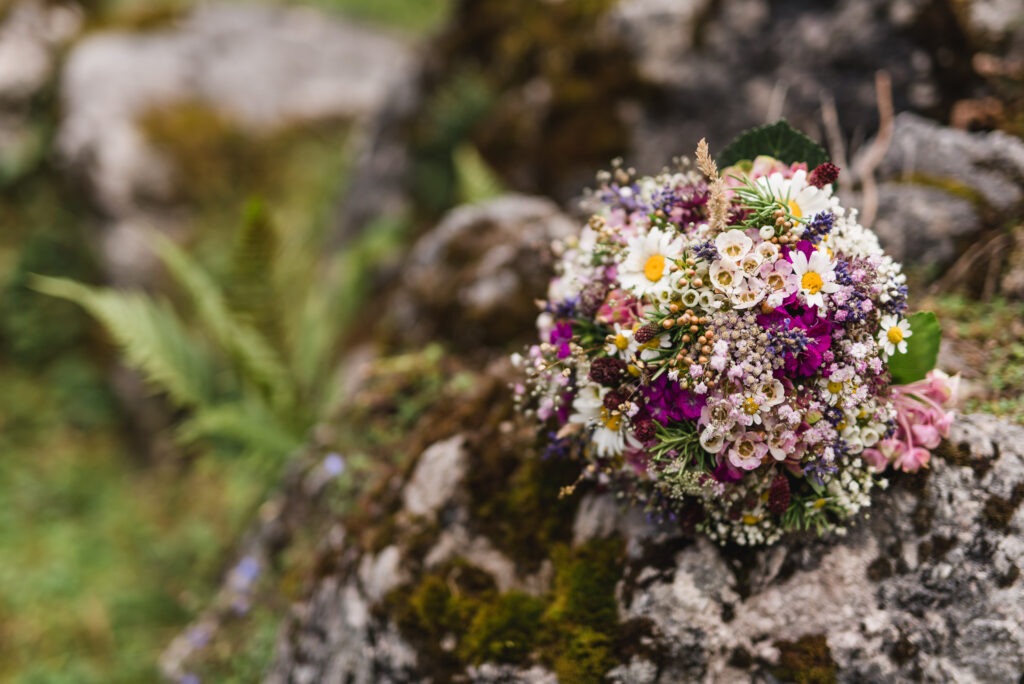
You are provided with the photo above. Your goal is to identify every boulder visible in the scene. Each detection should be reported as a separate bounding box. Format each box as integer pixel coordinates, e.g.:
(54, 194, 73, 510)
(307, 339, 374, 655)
(55, 2, 412, 282)
(849, 112, 1024, 268)
(264, 391, 1024, 682)
(0, 0, 82, 180)
(331, 0, 992, 243)
(386, 194, 576, 350)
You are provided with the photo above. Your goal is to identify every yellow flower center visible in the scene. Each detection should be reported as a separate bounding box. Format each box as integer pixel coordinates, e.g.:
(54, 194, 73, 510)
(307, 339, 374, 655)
(767, 273, 784, 290)
(887, 327, 904, 344)
(827, 380, 844, 395)
(716, 271, 733, 287)
(742, 397, 759, 415)
(601, 409, 621, 432)
(644, 254, 666, 282)
(614, 333, 629, 350)
(742, 514, 761, 525)
(725, 244, 743, 258)
(813, 498, 827, 509)
(787, 199, 802, 219)
(801, 271, 824, 294)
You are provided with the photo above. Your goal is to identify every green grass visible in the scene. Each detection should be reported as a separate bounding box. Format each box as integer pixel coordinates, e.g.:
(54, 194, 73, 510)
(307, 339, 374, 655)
(925, 294, 1024, 423)
(0, 361, 269, 682)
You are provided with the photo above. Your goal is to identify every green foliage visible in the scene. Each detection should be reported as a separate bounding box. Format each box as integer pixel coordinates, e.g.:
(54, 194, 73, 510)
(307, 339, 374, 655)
(887, 311, 941, 385)
(300, 0, 452, 34)
(32, 205, 406, 461)
(925, 295, 1024, 422)
(31, 276, 215, 408)
(718, 120, 829, 169)
(412, 70, 497, 216)
(454, 143, 506, 204)
(0, 359, 267, 683)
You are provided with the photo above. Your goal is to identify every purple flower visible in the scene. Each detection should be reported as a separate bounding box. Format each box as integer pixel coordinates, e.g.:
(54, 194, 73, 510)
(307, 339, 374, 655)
(322, 452, 345, 478)
(549, 321, 573, 359)
(758, 302, 833, 377)
(712, 457, 744, 483)
(643, 375, 706, 423)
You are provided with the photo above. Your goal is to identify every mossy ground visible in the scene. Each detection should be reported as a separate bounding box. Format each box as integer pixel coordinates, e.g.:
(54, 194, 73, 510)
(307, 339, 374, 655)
(923, 294, 1024, 423)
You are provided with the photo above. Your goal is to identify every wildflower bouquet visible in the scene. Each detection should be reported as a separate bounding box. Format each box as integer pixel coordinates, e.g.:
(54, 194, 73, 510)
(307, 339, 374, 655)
(513, 122, 957, 545)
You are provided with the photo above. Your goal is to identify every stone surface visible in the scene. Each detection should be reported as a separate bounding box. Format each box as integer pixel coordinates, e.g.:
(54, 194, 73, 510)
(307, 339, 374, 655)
(849, 112, 1024, 268)
(56, 2, 411, 281)
(388, 194, 576, 350)
(266, 408, 1024, 682)
(0, 0, 83, 178)
(332, 0, 992, 245)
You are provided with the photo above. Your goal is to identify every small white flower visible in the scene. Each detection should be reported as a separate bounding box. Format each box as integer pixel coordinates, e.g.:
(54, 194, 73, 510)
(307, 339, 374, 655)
(715, 230, 753, 262)
(877, 315, 912, 357)
(604, 324, 637, 359)
(709, 260, 742, 292)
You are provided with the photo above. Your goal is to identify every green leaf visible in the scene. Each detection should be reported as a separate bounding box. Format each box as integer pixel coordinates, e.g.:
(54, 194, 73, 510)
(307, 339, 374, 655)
(176, 400, 301, 457)
(718, 120, 829, 169)
(30, 275, 214, 408)
(150, 232, 294, 410)
(887, 311, 941, 385)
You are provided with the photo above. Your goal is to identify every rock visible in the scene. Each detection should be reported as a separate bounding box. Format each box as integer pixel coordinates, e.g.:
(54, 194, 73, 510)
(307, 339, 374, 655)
(0, 0, 83, 179)
(332, 0, 995, 243)
(869, 184, 982, 266)
(849, 112, 1024, 268)
(265, 405, 1024, 682)
(55, 2, 411, 281)
(387, 194, 576, 350)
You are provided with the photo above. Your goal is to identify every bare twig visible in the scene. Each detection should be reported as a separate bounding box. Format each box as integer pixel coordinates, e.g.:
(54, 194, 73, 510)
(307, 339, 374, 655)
(855, 71, 895, 229)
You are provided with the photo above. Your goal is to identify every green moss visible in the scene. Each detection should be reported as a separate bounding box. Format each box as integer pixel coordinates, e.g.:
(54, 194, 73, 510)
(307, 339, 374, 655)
(553, 627, 615, 683)
(544, 539, 622, 633)
(460, 591, 545, 663)
(903, 173, 991, 211)
(467, 443, 582, 570)
(772, 634, 839, 684)
(924, 295, 1024, 424)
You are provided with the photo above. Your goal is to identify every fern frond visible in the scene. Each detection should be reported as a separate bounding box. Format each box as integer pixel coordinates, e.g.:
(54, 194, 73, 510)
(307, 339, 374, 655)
(226, 198, 283, 348)
(176, 400, 302, 457)
(30, 275, 213, 408)
(150, 232, 294, 410)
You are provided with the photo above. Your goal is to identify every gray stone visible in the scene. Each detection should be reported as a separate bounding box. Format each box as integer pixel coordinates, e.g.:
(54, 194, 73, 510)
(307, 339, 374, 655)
(0, 0, 82, 177)
(868, 184, 982, 266)
(849, 112, 1024, 269)
(871, 112, 1024, 217)
(56, 2, 411, 281)
(402, 435, 467, 518)
(267, 413, 1024, 682)
(390, 194, 577, 349)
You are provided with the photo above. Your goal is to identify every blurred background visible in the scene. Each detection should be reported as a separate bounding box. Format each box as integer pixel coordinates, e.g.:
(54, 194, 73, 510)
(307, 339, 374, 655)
(0, 0, 1022, 681)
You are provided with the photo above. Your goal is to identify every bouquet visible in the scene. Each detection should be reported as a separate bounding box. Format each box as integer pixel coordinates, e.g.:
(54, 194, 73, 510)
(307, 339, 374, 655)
(513, 123, 957, 545)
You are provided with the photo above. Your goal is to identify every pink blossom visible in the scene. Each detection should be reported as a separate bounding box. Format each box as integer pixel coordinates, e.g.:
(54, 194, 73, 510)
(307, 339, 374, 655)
(871, 370, 958, 473)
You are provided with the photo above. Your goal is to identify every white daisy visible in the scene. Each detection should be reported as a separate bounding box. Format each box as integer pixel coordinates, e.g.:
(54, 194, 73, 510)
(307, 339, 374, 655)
(877, 315, 912, 357)
(757, 169, 839, 221)
(789, 249, 839, 310)
(604, 324, 637, 359)
(618, 227, 684, 299)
